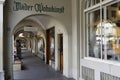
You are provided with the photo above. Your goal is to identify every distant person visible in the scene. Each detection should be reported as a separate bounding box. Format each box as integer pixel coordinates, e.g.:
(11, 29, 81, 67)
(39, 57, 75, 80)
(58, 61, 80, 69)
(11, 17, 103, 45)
(16, 40, 21, 60)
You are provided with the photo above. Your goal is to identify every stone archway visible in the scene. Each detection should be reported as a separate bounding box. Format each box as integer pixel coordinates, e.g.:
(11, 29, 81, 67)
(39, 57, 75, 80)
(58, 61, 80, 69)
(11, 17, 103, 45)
(10, 14, 69, 78)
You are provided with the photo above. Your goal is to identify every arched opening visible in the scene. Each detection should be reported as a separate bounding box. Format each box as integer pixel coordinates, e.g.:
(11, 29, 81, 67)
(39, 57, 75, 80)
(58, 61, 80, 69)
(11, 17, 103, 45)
(10, 14, 69, 79)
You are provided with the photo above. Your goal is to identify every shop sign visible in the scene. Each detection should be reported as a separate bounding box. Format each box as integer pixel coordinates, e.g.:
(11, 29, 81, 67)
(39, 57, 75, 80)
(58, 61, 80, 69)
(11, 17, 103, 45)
(13, 1, 64, 13)
(24, 27, 38, 32)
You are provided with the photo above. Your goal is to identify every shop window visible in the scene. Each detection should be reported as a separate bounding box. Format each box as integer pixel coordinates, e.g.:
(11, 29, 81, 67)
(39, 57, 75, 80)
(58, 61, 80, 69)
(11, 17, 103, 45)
(85, 0, 120, 61)
(49, 27, 55, 61)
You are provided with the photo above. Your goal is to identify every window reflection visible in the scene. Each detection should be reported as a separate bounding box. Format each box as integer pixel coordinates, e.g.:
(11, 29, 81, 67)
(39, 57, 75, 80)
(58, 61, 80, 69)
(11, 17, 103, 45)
(106, 2, 120, 60)
(50, 37, 55, 60)
(87, 1, 120, 61)
(88, 9, 101, 58)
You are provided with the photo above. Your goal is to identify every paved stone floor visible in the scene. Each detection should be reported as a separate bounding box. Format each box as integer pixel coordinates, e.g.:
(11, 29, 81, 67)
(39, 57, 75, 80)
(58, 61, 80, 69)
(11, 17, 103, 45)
(14, 50, 74, 80)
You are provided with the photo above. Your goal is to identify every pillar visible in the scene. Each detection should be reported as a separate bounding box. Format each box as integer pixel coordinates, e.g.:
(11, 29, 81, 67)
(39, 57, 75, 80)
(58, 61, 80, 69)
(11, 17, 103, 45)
(3, 0, 13, 79)
(72, 0, 80, 79)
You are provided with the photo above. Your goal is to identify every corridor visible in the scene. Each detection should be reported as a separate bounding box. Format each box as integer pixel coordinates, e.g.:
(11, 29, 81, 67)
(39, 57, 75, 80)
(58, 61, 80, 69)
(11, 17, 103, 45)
(14, 49, 74, 80)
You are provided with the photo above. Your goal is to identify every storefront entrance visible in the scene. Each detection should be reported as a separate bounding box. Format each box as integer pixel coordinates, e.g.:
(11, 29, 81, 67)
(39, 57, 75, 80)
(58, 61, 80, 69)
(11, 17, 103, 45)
(58, 34, 63, 72)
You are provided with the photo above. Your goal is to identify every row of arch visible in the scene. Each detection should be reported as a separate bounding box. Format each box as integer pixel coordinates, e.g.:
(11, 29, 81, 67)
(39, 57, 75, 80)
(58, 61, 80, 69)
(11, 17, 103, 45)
(9, 14, 70, 79)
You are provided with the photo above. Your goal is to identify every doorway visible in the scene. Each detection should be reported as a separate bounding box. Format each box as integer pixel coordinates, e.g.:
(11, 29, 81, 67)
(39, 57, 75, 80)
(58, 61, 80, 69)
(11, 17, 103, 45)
(46, 27, 55, 64)
(58, 34, 63, 72)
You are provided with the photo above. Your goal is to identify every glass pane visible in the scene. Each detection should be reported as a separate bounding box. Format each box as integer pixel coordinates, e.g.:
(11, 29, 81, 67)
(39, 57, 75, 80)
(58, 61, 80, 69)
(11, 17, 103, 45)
(85, 0, 103, 9)
(106, 1, 120, 61)
(87, 9, 102, 58)
(93, 0, 100, 5)
(86, 0, 91, 9)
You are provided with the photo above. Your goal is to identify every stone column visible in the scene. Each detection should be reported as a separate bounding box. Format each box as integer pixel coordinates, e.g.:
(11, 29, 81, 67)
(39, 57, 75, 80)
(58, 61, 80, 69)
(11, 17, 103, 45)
(3, 0, 13, 80)
(3, 27, 13, 80)
(5, 31, 14, 80)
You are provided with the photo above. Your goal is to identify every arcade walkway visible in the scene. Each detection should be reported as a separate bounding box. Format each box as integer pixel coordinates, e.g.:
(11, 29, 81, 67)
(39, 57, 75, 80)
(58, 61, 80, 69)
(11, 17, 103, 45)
(14, 49, 74, 80)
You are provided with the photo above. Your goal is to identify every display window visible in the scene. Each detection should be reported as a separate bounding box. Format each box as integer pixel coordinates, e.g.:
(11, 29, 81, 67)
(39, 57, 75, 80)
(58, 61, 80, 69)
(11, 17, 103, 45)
(85, 0, 120, 61)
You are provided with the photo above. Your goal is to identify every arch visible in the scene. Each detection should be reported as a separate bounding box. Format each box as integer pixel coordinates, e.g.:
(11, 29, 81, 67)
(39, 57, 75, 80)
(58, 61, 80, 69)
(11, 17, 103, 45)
(11, 14, 69, 77)
(12, 14, 68, 35)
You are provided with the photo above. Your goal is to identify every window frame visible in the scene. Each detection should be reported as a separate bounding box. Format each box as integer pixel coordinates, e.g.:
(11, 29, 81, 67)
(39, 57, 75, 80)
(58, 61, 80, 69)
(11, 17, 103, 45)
(84, 0, 116, 13)
(84, 0, 120, 59)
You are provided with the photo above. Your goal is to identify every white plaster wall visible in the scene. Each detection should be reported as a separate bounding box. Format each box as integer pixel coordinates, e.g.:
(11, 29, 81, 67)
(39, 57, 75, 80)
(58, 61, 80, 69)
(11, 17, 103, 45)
(71, 0, 80, 79)
(81, 58, 120, 80)
(55, 25, 69, 77)
(0, 0, 4, 4)
(79, 0, 88, 80)
(0, 4, 3, 71)
(0, 2, 4, 72)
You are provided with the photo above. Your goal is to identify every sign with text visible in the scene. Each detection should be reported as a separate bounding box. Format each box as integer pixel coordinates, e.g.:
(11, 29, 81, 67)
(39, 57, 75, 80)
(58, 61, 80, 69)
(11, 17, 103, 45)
(13, 1, 64, 13)
(24, 27, 38, 32)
